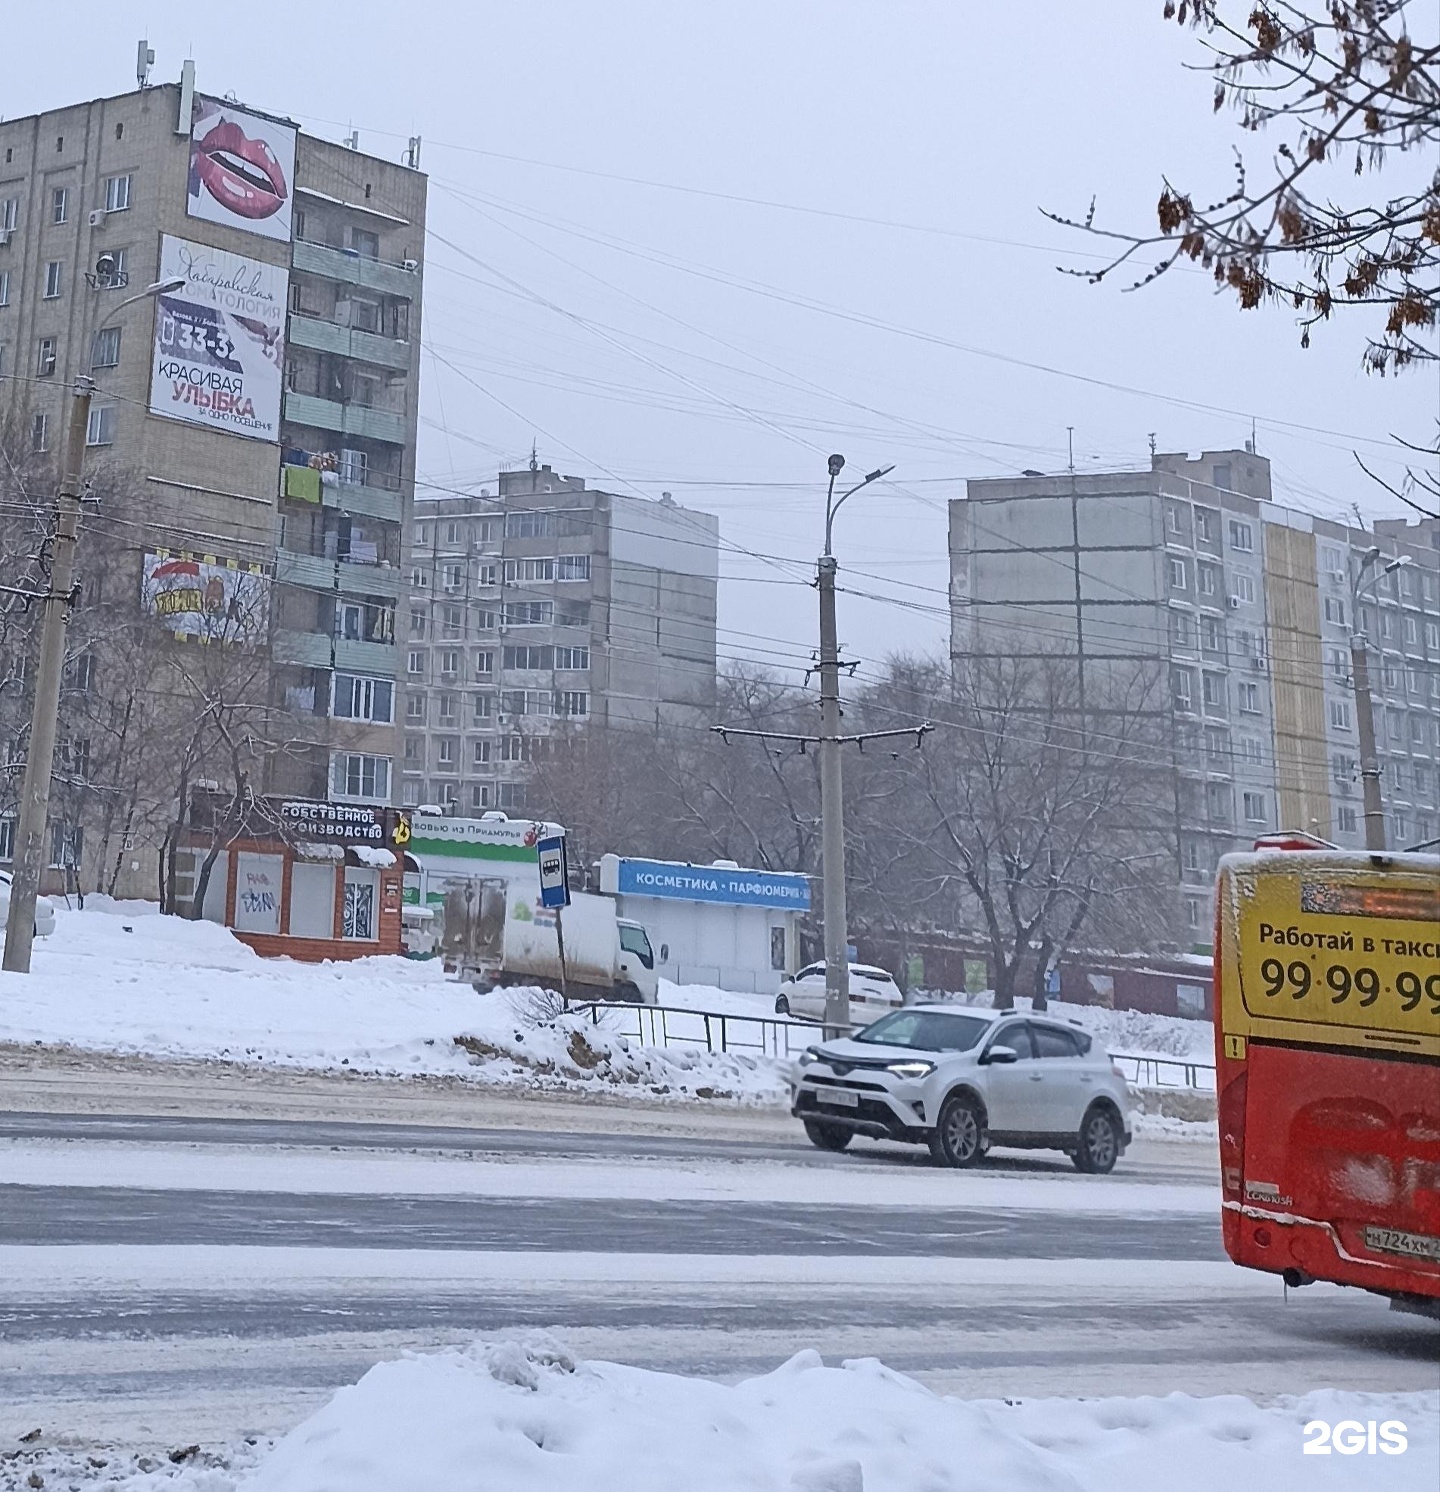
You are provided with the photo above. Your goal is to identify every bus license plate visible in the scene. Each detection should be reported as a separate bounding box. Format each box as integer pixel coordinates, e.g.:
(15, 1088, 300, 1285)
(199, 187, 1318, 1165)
(1364, 1225, 1440, 1261)
(818, 1089, 859, 1108)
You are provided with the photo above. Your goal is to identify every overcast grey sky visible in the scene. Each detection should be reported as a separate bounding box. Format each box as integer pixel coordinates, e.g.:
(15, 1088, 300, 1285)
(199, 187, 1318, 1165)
(12, 2, 1436, 677)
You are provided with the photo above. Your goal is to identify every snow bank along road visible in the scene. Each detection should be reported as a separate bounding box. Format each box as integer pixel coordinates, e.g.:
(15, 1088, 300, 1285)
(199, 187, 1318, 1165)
(2, 1080, 1436, 1461)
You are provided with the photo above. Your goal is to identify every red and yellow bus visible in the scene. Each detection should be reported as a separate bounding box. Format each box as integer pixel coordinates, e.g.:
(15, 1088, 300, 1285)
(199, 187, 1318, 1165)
(1213, 839, 1440, 1315)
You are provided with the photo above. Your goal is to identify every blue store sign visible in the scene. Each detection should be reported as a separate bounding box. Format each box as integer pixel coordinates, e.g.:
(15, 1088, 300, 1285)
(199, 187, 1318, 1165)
(616, 858, 811, 911)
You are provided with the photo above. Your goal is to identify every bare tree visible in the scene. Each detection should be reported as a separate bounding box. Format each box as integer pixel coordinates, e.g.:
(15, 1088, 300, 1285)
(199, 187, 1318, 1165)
(854, 655, 1179, 1009)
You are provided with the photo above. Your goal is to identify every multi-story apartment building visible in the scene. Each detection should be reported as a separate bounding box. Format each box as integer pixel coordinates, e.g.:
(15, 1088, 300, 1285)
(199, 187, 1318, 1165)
(0, 73, 424, 885)
(950, 449, 1440, 944)
(403, 463, 719, 814)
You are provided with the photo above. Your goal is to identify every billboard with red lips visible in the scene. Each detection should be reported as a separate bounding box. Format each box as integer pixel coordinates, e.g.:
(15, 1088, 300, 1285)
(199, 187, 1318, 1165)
(187, 96, 297, 243)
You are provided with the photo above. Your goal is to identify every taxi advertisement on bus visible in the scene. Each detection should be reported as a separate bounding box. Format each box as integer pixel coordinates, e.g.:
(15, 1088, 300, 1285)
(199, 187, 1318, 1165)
(1214, 844, 1440, 1315)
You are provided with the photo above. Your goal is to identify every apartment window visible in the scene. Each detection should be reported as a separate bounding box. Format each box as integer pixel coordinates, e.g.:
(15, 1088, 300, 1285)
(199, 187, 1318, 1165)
(1322, 596, 1346, 626)
(476, 563, 497, 587)
(498, 782, 528, 810)
(1320, 544, 1345, 577)
(1194, 509, 1216, 543)
(401, 780, 421, 807)
(0, 269, 9, 306)
(85, 404, 116, 446)
(66, 651, 96, 693)
(506, 510, 554, 540)
(1407, 667, 1421, 696)
(1206, 782, 1232, 822)
(413, 523, 430, 547)
(504, 557, 554, 583)
(554, 646, 589, 671)
(409, 609, 426, 638)
(1403, 615, 1419, 646)
(441, 562, 464, 591)
(0, 815, 13, 861)
(476, 518, 499, 545)
(332, 673, 394, 724)
(1203, 725, 1228, 761)
(103, 174, 132, 212)
(472, 738, 492, 768)
(91, 325, 121, 369)
(339, 448, 368, 486)
(37, 337, 56, 376)
(410, 567, 429, 590)
(556, 555, 591, 581)
(29, 413, 49, 452)
(1168, 611, 1192, 649)
(43, 261, 63, 299)
(438, 648, 460, 678)
(435, 782, 459, 811)
(504, 600, 552, 626)
(1336, 805, 1358, 834)
(1327, 645, 1350, 681)
(441, 604, 463, 639)
(437, 693, 458, 726)
(1182, 839, 1202, 873)
(556, 600, 590, 627)
(473, 692, 493, 723)
(351, 228, 380, 259)
(1388, 761, 1405, 794)
(1171, 667, 1194, 712)
(1329, 698, 1352, 731)
(503, 645, 553, 671)
(403, 737, 421, 764)
(443, 521, 463, 546)
(1386, 710, 1403, 743)
(1237, 681, 1261, 714)
(1243, 791, 1267, 823)
(1242, 736, 1264, 766)
(405, 693, 426, 723)
(1383, 662, 1400, 691)
(330, 752, 391, 802)
(1201, 672, 1226, 713)
(503, 689, 554, 717)
(470, 784, 492, 812)
(1230, 572, 1255, 605)
(337, 599, 393, 643)
(1167, 505, 1184, 535)
(1425, 621, 1439, 651)
(49, 823, 82, 870)
(499, 736, 526, 762)
(474, 608, 497, 631)
(1197, 564, 1220, 598)
(1167, 557, 1187, 590)
(51, 187, 68, 224)
(1380, 610, 1396, 641)
(1200, 616, 1224, 653)
(1228, 519, 1253, 552)
(474, 649, 493, 677)
(0, 197, 17, 232)
(436, 737, 457, 767)
(555, 690, 589, 718)
(1410, 715, 1427, 747)
(407, 649, 425, 675)
(1185, 898, 1204, 931)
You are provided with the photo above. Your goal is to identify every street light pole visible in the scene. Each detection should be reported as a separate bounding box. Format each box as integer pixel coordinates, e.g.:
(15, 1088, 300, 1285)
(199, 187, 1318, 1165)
(2, 278, 184, 972)
(818, 455, 893, 1035)
(1349, 548, 1410, 854)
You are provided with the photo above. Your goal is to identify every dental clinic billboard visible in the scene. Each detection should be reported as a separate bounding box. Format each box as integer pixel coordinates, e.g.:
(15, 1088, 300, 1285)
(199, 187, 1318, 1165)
(187, 97, 296, 242)
(149, 236, 287, 442)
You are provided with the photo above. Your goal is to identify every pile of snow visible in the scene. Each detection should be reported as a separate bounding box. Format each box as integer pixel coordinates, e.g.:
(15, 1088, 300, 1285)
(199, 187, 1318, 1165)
(932, 991, 1214, 1062)
(0, 904, 787, 1104)
(52, 1339, 1433, 1491)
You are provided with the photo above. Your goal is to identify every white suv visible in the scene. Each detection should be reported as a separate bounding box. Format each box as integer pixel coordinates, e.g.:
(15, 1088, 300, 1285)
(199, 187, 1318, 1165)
(790, 1004, 1132, 1173)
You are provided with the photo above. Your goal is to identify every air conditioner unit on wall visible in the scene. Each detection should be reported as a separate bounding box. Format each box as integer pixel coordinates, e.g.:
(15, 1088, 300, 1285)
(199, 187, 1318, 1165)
(88, 208, 107, 228)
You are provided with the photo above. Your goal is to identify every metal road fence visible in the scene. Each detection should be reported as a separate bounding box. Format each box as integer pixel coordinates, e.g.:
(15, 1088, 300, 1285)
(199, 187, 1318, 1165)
(571, 1000, 1217, 1090)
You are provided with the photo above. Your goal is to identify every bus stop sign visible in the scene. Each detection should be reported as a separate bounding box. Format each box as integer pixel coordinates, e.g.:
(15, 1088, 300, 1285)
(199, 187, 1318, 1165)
(536, 834, 571, 909)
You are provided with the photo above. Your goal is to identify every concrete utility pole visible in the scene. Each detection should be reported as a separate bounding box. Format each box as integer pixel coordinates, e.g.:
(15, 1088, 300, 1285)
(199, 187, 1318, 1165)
(1349, 548, 1412, 853)
(3, 276, 184, 972)
(2, 379, 92, 972)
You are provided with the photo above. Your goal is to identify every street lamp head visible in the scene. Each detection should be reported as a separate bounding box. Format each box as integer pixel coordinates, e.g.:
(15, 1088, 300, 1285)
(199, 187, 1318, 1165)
(148, 277, 186, 295)
(864, 465, 894, 484)
(1362, 545, 1381, 564)
(1384, 555, 1413, 574)
(827, 454, 846, 478)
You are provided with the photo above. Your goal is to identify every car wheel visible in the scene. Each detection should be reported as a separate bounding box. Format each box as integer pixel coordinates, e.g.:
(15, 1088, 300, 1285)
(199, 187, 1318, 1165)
(774, 994, 790, 1016)
(617, 981, 643, 1004)
(1072, 1104, 1121, 1175)
(929, 1091, 986, 1168)
(803, 1119, 852, 1152)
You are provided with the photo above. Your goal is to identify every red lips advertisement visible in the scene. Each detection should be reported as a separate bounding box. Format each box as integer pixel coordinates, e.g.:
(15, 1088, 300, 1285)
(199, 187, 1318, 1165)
(188, 97, 296, 243)
(150, 235, 287, 443)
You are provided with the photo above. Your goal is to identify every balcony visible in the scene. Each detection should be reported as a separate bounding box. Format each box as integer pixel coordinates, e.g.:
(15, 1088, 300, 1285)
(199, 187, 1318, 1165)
(323, 479, 403, 524)
(288, 313, 410, 372)
(293, 239, 420, 300)
(283, 392, 407, 446)
(272, 630, 397, 675)
(274, 549, 404, 599)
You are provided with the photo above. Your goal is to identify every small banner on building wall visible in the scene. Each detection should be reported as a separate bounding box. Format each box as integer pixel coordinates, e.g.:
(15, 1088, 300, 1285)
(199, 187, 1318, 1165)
(150, 236, 288, 442)
(141, 550, 269, 643)
(187, 96, 296, 242)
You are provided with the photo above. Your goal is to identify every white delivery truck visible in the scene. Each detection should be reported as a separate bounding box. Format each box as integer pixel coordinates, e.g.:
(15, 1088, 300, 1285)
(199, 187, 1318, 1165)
(441, 878, 659, 1005)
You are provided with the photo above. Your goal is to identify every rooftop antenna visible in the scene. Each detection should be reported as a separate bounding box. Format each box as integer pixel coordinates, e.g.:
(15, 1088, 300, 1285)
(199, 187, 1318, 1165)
(136, 40, 155, 89)
(1148, 431, 1157, 459)
(1067, 426, 1075, 476)
(529, 441, 538, 473)
(344, 128, 360, 151)
(405, 135, 422, 170)
(1246, 416, 1258, 455)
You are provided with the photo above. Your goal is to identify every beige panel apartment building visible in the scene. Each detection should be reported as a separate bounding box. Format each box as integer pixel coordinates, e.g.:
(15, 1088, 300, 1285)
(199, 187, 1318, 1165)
(0, 75, 425, 890)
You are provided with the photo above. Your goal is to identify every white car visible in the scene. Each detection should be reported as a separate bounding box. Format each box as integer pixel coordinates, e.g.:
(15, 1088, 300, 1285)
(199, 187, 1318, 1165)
(790, 1004, 1132, 1173)
(0, 870, 57, 939)
(774, 961, 904, 1021)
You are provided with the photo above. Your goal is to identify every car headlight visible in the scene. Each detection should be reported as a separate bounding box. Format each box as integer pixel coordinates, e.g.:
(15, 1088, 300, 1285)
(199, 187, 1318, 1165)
(885, 1061, 935, 1079)
(797, 1048, 820, 1067)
